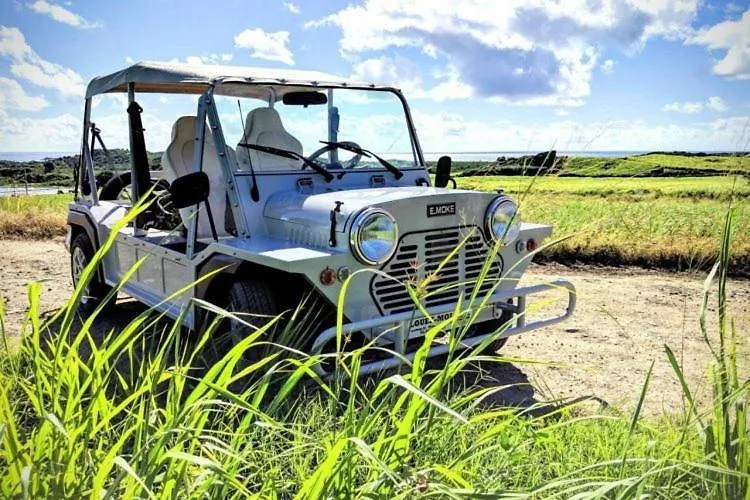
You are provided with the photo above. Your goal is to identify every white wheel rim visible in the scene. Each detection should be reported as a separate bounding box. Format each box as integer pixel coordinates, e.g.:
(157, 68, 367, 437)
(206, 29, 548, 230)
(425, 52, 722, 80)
(72, 246, 91, 303)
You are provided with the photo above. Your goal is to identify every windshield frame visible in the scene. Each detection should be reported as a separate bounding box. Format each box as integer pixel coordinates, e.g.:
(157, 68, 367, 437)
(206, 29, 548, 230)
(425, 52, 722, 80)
(212, 81, 426, 174)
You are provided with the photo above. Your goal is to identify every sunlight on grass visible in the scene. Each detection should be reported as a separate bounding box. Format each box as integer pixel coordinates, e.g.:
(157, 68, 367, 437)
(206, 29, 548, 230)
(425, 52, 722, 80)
(0, 194, 69, 238)
(460, 175, 750, 200)
(0, 201, 746, 497)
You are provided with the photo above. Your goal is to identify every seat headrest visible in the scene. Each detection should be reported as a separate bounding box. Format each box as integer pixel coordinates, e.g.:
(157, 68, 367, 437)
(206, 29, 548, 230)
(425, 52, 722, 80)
(171, 116, 197, 142)
(242, 107, 286, 141)
(249, 107, 284, 129)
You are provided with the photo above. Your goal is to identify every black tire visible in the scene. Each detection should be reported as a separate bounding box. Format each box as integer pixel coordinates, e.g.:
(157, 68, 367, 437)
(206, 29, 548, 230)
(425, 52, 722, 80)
(212, 279, 279, 363)
(470, 310, 513, 355)
(70, 232, 115, 316)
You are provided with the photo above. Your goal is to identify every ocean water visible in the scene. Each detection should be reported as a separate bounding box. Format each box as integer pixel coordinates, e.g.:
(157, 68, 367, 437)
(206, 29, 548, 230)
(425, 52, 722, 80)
(419, 151, 649, 161)
(0, 186, 70, 197)
(0, 152, 77, 162)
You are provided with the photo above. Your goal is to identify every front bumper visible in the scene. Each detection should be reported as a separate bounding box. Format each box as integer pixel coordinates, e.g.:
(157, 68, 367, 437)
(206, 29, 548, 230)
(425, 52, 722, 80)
(311, 279, 576, 376)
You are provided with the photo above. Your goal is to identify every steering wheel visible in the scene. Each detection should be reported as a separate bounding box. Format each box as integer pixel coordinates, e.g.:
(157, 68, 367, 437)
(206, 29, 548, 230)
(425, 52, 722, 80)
(99, 171, 170, 202)
(305, 141, 363, 170)
(99, 172, 180, 229)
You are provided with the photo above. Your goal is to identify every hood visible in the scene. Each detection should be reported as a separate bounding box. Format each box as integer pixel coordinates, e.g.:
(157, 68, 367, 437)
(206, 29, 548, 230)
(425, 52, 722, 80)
(264, 186, 503, 246)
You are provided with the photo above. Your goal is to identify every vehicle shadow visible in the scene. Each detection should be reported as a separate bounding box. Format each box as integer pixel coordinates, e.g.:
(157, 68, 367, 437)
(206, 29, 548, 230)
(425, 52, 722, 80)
(425, 354, 610, 418)
(38, 303, 609, 418)
(40, 298, 164, 363)
(423, 354, 541, 412)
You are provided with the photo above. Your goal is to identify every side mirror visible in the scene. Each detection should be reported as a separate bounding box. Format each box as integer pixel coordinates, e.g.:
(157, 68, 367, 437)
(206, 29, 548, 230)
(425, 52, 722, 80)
(169, 171, 209, 209)
(434, 155, 456, 188)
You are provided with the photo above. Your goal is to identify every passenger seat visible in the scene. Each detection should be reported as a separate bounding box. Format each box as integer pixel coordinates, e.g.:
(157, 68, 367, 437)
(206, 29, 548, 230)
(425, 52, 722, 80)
(162, 116, 233, 239)
(236, 107, 302, 171)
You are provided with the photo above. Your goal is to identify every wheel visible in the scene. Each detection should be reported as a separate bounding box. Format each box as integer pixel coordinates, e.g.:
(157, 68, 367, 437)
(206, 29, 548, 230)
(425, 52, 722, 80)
(70, 232, 115, 315)
(469, 309, 514, 355)
(211, 279, 279, 363)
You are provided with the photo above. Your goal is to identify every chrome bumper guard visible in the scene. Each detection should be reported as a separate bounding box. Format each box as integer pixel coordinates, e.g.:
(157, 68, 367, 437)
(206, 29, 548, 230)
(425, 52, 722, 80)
(313, 279, 576, 376)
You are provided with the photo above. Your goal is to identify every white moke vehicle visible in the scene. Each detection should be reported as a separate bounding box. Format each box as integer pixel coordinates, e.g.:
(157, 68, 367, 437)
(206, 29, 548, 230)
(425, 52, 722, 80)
(67, 62, 575, 375)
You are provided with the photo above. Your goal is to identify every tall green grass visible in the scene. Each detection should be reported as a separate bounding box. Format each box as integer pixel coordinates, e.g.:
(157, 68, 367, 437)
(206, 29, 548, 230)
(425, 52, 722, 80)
(561, 154, 749, 177)
(0, 205, 747, 497)
(460, 175, 750, 201)
(0, 194, 69, 239)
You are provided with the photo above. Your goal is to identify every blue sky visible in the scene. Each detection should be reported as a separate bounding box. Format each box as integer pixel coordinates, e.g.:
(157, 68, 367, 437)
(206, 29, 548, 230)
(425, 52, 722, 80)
(0, 0, 749, 153)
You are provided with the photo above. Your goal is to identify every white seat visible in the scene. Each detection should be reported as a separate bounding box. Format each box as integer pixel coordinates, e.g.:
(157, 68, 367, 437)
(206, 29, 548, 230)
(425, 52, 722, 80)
(236, 107, 302, 172)
(162, 116, 232, 239)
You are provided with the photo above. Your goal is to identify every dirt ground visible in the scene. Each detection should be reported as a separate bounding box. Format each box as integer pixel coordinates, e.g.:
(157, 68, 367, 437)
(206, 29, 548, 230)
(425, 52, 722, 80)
(1, 238, 748, 417)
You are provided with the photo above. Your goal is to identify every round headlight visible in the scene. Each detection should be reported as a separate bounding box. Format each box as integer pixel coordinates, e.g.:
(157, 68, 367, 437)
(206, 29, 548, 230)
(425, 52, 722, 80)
(350, 208, 398, 265)
(485, 197, 521, 245)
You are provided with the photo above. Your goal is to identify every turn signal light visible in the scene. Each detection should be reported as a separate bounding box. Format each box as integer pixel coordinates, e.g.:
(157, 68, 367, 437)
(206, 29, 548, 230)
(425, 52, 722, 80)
(320, 267, 337, 286)
(526, 238, 537, 252)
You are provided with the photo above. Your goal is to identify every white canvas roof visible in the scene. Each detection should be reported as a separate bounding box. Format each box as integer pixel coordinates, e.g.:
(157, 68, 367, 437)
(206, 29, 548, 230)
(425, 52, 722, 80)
(85, 61, 382, 98)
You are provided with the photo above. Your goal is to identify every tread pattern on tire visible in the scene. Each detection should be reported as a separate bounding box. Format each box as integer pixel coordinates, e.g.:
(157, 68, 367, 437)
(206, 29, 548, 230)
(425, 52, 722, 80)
(472, 311, 513, 355)
(70, 233, 114, 315)
(229, 279, 279, 330)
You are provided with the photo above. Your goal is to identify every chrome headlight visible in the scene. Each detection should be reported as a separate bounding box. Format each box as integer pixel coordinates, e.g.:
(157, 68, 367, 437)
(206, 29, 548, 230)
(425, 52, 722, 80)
(350, 208, 398, 265)
(485, 196, 521, 245)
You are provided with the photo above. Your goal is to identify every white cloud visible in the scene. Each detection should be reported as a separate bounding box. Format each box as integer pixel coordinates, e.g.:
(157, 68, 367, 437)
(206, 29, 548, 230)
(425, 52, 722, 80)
(350, 56, 423, 94)
(0, 25, 85, 97)
(420, 71, 473, 102)
(688, 9, 750, 79)
(348, 57, 472, 101)
(283, 2, 300, 14)
(724, 2, 744, 15)
(707, 96, 728, 112)
(0, 25, 32, 59)
(4, 105, 748, 154)
(309, 0, 700, 106)
(91, 93, 128, 110)
(0, 76, 48, 111)
(411, 110, 750, 152)
(663, 100, 704, 113)
(0, 109, 80, 151)
(233, 28, 294, 65)
(663, 96, 729, 113)
(182, 53, 234, 65)
(554, 108, 570, 116)
(28, 0, 101, 29)
(600, 58, 615, 74)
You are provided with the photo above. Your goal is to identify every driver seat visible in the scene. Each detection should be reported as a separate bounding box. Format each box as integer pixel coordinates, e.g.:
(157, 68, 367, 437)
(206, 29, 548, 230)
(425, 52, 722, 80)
(162, 116, 231, 239)
(236, 107, 302, 172)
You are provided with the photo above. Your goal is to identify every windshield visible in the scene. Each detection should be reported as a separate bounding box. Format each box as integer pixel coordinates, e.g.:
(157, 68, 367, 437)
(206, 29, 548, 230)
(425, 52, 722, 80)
(214, 88, 420, 173)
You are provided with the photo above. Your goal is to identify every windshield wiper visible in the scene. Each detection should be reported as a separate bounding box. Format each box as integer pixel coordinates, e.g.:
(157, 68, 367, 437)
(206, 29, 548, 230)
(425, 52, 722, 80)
(238, 143, 334, 183)
(320, 141, 403, 180)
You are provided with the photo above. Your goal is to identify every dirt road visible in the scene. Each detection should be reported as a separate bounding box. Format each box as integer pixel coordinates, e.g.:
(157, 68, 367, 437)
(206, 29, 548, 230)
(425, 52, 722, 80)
(1, 238, 748, 416)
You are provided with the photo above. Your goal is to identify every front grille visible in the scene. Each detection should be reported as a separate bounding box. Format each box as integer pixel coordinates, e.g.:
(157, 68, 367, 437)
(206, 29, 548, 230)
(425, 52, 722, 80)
(371, 228, 503, 315)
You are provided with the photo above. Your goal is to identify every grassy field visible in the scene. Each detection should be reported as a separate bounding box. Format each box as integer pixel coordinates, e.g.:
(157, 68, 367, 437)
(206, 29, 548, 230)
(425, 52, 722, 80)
(1, 175, 748, 273)
(443, 153, 750, 177)
(453, 175, 749, 274)
(0, 210, 746, 497)
(0, 194, 68, 239)
(561, 153, 749, 176)
(460, 175, 750, 200)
